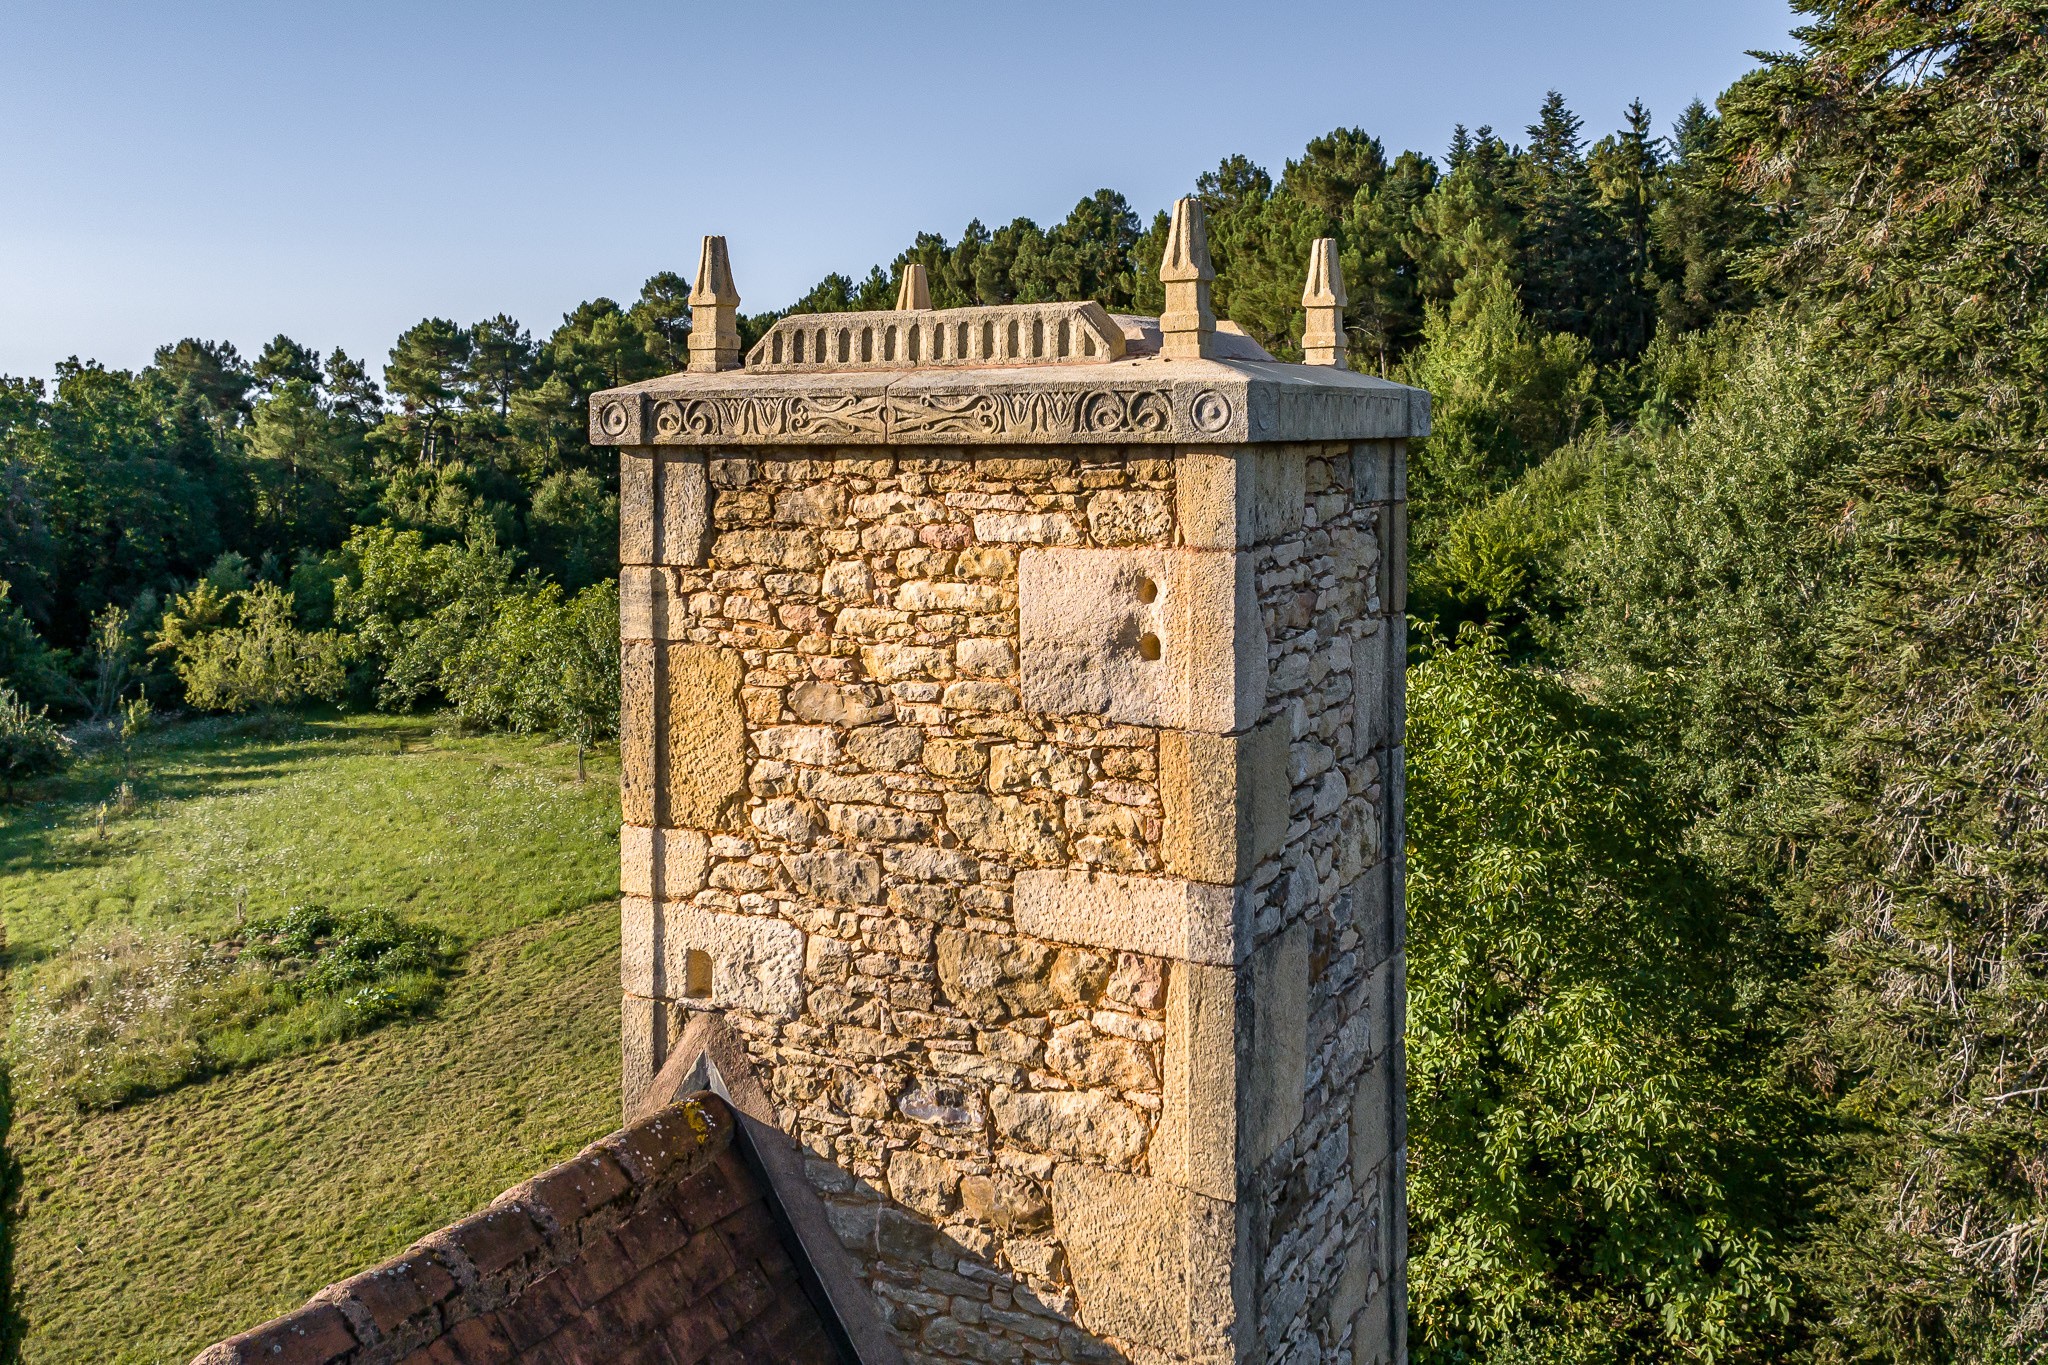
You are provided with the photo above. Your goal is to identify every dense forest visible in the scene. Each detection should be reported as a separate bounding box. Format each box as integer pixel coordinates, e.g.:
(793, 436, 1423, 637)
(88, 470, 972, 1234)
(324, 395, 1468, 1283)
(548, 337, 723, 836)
(3, 2, 2045, 1360)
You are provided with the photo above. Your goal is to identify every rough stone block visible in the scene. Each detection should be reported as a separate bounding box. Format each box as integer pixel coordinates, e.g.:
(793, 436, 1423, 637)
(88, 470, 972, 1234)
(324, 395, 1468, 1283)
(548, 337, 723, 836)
(1175, 448, 1307, 550)
(1243, 919, 1312, 1165)
(1380, 502, 1407, 614)
(1156, 960, 1237, 1202)
(620, 566, 688, 642)
(619, 825, 711, 901)
(1017, 548, 1265, 733)
(1160, 717, 1289, 885)
(1012, 868, 1241, 965)
(1350, 440, 1399, 505)
(1351, 1051, 1396, 1178)
(992, 1089, 1147, 1167)
(672, 644, 748, 827)
(663, 902, 806, 1020)
(1051, 1165, 1241, 1358)
(620, 449, 711, 567)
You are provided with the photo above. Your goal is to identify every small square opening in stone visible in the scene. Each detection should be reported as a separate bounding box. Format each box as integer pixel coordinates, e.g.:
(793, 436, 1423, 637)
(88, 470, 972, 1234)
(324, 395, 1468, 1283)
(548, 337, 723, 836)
(682, 949, 713, 1000)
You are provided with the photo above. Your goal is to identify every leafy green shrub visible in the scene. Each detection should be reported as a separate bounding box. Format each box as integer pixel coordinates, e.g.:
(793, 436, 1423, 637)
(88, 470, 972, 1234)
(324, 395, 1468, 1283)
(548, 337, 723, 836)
(10, 907, 450, 1110)
(0, 579, 69, 714)
(445, 579, 619, 744)
(153, 579, 348, 713)
(333, 524, 518, 709)
(0, 686, 67, 795)
(1406, 633, 1809, 1363)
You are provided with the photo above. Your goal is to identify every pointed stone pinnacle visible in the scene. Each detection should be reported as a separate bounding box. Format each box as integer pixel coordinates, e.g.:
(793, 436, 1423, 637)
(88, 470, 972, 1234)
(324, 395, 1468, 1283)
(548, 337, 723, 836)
(1301, 238, 1348, 367)
(896, 263, 933, 311)
(1159, 197, 1217, 360)
(688, 236, 743, 373)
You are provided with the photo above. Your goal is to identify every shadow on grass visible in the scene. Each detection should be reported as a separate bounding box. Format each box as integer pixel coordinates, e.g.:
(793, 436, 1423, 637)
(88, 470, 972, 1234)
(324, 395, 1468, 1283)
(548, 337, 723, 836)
(0, 713, 446, 883)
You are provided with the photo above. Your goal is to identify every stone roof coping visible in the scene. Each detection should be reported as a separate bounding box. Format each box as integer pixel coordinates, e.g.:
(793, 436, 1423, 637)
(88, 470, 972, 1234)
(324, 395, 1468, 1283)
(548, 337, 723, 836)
(186, 1093, 831, 1365)
(589, 338, 1430, 449)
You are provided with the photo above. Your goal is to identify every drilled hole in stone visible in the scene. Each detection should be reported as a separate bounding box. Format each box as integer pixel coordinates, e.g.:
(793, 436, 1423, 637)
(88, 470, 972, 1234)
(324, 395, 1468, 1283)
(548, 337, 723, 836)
(1136, 577, 1159, 604)
(1138, 633, 1163, 661)
(683, 949, 714, 999)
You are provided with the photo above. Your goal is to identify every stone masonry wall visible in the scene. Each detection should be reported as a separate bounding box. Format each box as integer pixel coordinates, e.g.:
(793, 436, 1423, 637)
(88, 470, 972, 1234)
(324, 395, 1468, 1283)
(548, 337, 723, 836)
(620, 438, 1405, 1364)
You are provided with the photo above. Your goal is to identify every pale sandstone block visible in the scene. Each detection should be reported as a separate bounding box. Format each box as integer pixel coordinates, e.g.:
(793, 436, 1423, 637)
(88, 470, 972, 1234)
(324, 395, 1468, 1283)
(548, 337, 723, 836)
(621, 894, 660, 997)
(711, 527, 825, 570)
(1329, 1224, 1379, 1347)
(755, 725, 841, 767)
(1352, 1278, 1394, 1365)
(1086, 488, 1172, 546)
(1160, 716, 1290, 885)
(886, 1149, 956, 1219)
(656, 453, 711, 565)
(1156, 959, 1237, 1202)
(1017, 548, 1265, 733)
(1171, 551, 1269, 734)
(620, 994, 668, 1116)
(1243, 919, 1312, 1165)
(1051, 1165, 1241, 1357)
(787, 679, 890, 728)
(619, 566, 687, 642)
(620, 643, 657, 826)
(1351, 1049, 1397, 1178)
(1301, 238, 1349, 368)
(1175, 448, 1307, 550)
(620, 450, 711, 567)
(1158, 197, 1218, 361)
(1381, 501, 1408, 613)
(625, 896, 805, 1019)
(1351, 440, 1400, 505)
(618, 824, 711, 900)
(620, 450, 655, 565)
(686, 235, 741, 373)
(991, 1088, 1147, 1167)
(1012, 868, 1241, 966)
(663, 644, 748, 829)
(1387, 617, 1408, 749)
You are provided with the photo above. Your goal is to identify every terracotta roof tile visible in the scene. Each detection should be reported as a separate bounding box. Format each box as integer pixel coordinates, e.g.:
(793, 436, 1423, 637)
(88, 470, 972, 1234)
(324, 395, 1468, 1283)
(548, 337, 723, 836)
(188, 1094, 845, 1365)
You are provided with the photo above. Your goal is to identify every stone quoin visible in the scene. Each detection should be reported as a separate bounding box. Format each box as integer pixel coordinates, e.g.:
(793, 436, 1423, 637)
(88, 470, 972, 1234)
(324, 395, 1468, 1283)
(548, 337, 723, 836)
(192, 208, 1425, 1365)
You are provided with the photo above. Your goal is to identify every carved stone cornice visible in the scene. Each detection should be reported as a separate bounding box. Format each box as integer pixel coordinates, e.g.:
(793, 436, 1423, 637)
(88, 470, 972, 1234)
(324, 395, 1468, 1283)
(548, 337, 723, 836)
(589, 360, 1429, 448)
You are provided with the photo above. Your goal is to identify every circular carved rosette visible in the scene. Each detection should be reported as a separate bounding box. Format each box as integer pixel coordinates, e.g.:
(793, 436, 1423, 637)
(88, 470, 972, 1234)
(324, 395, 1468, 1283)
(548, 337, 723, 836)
(1190, 389, 1233, 434)
(598, 400, 633, 438)
(1128, 391, 1171, 432)
(1080, 391, 1130, 433)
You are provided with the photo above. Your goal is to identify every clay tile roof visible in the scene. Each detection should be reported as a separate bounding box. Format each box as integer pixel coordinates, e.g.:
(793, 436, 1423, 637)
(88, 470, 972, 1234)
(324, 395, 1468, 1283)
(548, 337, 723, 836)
(189, 1093, 849, 1365)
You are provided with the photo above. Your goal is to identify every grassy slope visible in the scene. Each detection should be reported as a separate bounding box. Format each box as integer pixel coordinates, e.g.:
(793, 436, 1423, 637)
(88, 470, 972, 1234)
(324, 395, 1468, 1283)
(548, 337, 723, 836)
(0, 713, 619, 965)
(0, 714, 624, 1363)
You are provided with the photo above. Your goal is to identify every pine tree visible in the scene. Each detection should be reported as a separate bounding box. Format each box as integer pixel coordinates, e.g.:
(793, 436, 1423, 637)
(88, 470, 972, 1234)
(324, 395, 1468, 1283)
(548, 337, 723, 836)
(1514, 92, 1640, 359)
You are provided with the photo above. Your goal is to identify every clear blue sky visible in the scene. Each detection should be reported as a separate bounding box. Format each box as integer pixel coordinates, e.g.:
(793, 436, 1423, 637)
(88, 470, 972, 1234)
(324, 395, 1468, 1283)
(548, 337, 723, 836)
(0, 0, 1795, 382)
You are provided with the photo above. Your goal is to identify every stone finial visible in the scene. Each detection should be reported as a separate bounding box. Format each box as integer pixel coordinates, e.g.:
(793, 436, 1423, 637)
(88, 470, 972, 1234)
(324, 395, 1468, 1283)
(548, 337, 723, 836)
(896, 263, 933, 311)
(1159, 197, 1217, 360)
(1301, 238, 1348, 367)
(687, 236, 742, 373)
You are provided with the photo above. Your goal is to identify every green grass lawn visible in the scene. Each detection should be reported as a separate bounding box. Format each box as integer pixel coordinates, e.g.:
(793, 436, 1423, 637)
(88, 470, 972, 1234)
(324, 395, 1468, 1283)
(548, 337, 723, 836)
(0, 713, 625, 1362)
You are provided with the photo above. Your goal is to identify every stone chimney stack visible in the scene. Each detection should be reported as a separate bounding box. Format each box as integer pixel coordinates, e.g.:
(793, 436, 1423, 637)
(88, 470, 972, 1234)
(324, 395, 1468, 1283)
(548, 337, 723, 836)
(1302, 238, 1349, 367)
(595, 257, 1424, 1363)
(687, 235, 743, 373)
